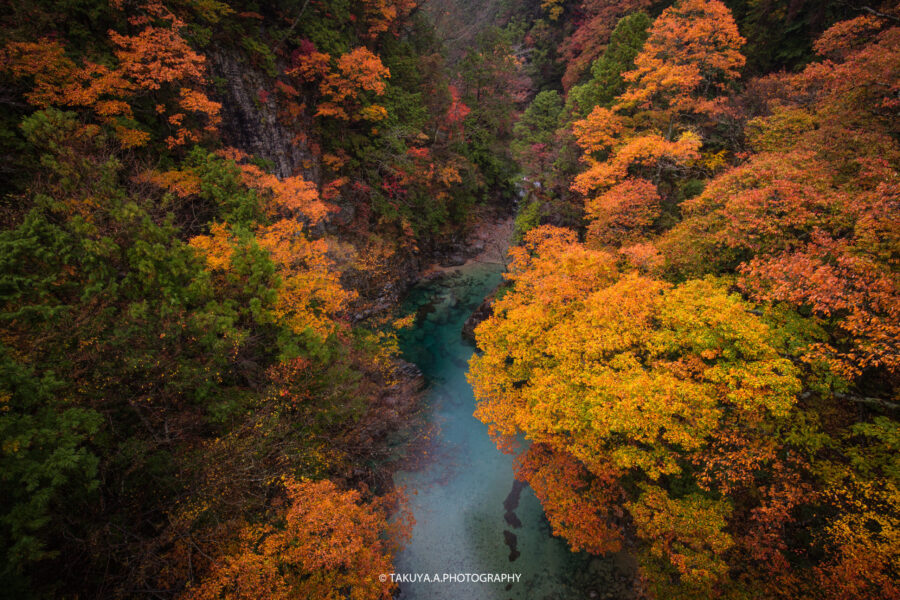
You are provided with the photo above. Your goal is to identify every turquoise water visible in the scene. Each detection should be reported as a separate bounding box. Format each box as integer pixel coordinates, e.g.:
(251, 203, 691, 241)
(393, 261, 592, 600)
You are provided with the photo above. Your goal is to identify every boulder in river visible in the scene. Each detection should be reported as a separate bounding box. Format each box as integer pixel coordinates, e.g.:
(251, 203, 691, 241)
(461, 284, 503, 345)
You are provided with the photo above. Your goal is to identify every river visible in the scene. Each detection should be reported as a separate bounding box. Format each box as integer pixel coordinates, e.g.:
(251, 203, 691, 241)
(392, 246, 606, 600)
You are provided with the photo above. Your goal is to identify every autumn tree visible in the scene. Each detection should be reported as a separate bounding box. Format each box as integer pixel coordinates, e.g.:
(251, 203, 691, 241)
(585, 178, 660, 247)
(566, 11, 651, 118)
(566, 0, 745, 252)
(515, 444, 623, 555)
(572, 113, 701, 197)
(656, 14, 900, 380)
(184, 479, 401, 600)
(616, 0, 746, 123)
(360, 0, 418, 39)
(469, 225, 802, 586)
(289, 46, 391, 122)
(558, 0, 653, 90)
(2, 2, 220, 149)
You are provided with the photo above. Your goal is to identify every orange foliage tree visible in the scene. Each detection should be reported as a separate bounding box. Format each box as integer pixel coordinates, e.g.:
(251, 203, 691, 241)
(572, 120, 701, 197)
(254, 218, 355, 341)
(2, 2, 220, 148)
(585, 178, 660, 246)
(139, 146, 353, 345)
(289, 46, 390, 122)
(469, 226, 802, 584)
(186, 153, 354, 344)
(360, 0, 418, 39)
(569, 0, 745, 251)
(616, 0, 746, 121)
(657, 14, 900, 380)
(184, 478, 401, 600)
(227, 150, 336, 223)
(515, 443, 623, 555)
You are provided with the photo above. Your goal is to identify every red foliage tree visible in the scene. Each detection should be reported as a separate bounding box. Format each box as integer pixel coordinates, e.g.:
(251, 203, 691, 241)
(559, 0, 653, 90)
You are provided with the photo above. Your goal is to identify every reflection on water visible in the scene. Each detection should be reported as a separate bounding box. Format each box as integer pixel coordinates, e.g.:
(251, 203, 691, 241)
(393, 261, 599, 600)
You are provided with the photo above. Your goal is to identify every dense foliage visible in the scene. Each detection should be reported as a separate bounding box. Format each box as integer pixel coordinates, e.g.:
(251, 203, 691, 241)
(0, 0, 520, 598)
(471, 1, 900, 598)
(2, 0, 899, 598)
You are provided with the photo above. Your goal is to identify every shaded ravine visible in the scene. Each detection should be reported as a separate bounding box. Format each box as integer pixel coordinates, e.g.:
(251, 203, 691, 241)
(392, 250, 605, 600)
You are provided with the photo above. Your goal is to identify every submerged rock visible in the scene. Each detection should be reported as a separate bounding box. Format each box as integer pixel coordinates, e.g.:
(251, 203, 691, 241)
(503, 530, 520, 562)
(503, 478, 525, 528)
(461, 284, 502, 344)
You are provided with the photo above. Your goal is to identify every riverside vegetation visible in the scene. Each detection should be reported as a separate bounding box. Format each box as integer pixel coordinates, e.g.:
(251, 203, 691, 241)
(0, 1, 898, 599)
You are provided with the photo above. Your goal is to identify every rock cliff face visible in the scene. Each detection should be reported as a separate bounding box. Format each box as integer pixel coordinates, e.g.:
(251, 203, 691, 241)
(206, 49, 516, 324)
(207, 48, 319, 181)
